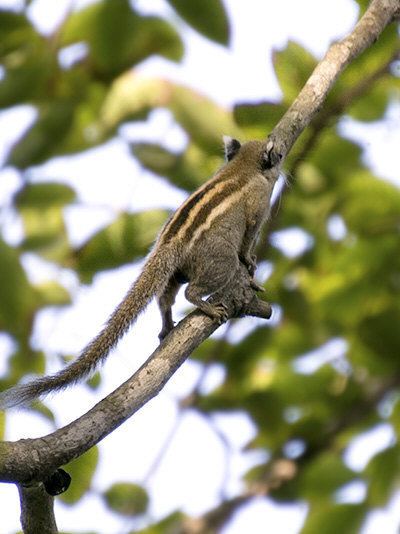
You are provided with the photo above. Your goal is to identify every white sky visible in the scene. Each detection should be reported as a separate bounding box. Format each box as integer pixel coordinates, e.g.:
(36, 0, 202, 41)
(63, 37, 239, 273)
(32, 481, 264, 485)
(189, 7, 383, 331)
(0, 0, 399, 533)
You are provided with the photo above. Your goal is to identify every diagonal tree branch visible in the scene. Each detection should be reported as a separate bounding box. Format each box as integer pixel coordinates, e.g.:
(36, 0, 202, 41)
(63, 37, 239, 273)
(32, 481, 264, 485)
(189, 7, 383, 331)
(288, 48, 399, 178)
(267, 0, 399, 160)
(0, 263, 270, 484)
(0, 2, 398, 533)
(257, 7, 399, 260)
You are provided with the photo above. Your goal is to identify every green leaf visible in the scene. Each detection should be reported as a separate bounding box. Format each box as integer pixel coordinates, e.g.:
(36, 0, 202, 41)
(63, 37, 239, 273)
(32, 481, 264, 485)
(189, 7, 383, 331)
(134, 511, 184, 534)
(19, 205, 70, 262)
(86, 371, 101, 390)
(273, 41, 317, 103)
(60, 0, 183, 79)
(0, 10, 37, 58)
(103, 482, 149, 516)
(34, 281, 71, 307)
(30, 400, 56, 423)
(0, 59, 52, 108)
(6, 101, 75, 169)
(131, 142, 221, 190)
(234, 101, 287, 136)
(353, 0, 369, 14)
(166, 0, 230, 45)
(301, 503, 366, 534)
(365, 445, 400, 506)
(100, 74, 166, 130)
(307, 130, 362, 184)
(60, 447, 99, 504)
(346, 82, 391, 122)
(0, 12, 54, 107)
(0, 238, 37, 339)
(169, 85, 241, 154)
(297, 452, 356, 500)
(73, 210, 168, 282)
(15, 182, 76, 209)
(101, 76, 240, 152)
(357, 308, 400, 364)
(339, 171, 400, 236)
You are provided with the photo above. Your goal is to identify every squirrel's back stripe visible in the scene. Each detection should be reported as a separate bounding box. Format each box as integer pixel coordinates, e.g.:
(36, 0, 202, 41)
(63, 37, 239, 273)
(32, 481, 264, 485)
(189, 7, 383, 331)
(160, 167, 235, 243)
(188, 181, 253, 248)
(160, 173, 244, 243)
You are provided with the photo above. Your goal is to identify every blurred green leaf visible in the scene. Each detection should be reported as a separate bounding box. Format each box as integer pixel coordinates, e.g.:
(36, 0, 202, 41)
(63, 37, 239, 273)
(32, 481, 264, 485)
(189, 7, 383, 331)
(103, 482, 149, 516)
(60, 0, 183, 79)
(101, 75, 240, 153)
(273, 41, 317, 103)
(34, 281, 71, 307)
(0, 11, 55, 107)
(301, 503, 366, 534)
(0, 10, 37, 57)
(6, 101, 74, 168)
(73, 210, 168, 282)
(347, 82, 391, 122)
(0, 58, 53, 108)
(357, 308, 400, 364)
(132, 142, 222, 190)
(166, 0, 230, 45)
(297, 452, 356, 500)
(30, 400, 56, 423)
(60, 447, 99, 504)
(234, 101, 287, 137)
(0, 238, 37, 339)
(307, 130, 363, 184)
(100, 74, 165, 130)
(339, 171, 400, 236)
(134, 511, 184, 534)
(365, 444, 400, 506)
(353, 0, 369, 13)
(15, 182, 76, 209)
(19, 205, 70, 262)
(169, 85, 241, 154)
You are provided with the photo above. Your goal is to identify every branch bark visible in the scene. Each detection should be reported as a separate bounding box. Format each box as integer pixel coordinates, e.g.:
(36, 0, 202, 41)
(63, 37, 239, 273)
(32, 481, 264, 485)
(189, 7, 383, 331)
(18, 484, 58, 534)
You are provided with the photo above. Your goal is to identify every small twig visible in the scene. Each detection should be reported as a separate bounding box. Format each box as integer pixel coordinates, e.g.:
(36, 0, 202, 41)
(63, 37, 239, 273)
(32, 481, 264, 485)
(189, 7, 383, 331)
(179, 458, 297, 534)
(142, 410, 185, 483)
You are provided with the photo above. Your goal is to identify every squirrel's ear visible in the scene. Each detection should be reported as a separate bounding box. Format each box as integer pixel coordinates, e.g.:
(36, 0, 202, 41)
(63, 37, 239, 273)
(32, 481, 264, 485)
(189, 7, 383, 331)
(223, 136, 241, 162)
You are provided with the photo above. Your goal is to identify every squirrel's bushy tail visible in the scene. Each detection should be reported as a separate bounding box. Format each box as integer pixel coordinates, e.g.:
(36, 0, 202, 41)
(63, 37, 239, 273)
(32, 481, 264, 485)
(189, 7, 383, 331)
(0, 245, 178, 409)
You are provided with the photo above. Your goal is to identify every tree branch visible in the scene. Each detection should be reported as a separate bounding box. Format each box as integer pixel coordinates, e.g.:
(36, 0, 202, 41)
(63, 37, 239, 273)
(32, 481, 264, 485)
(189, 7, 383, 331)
(0, 264, 270, 485)
(267, 0, 399, 160)
(18, 484, 58, 534)
(179, 459, 298, 534)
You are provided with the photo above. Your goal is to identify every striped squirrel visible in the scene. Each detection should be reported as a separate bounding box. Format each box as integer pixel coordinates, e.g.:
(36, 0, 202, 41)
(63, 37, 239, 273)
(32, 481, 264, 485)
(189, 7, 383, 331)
(0, 137, 280, 409)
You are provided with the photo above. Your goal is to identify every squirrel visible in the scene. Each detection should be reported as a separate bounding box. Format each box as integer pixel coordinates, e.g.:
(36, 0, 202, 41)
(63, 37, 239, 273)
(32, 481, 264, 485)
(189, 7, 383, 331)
(0, 137, 280, 409)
